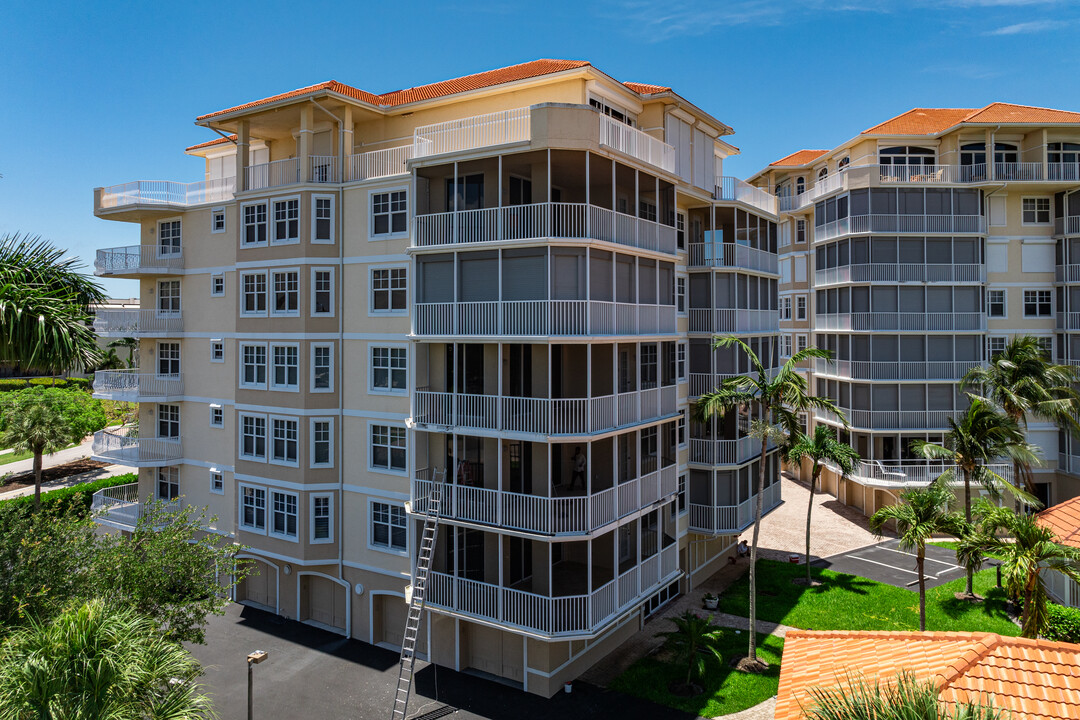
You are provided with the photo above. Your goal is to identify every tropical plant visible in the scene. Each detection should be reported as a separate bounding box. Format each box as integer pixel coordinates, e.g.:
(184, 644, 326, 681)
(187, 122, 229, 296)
(92, 347, 126, 371)
(654, 611, 725, 690)
(694, 336, 843, 668)
(914, 396, 1040, 598)
(0, 234, 106, 373)
(803, 670, 1006, 720)
(0, 387, 107, 507)
(0, 600, 216, 719)
(959, 500, 1080, 638)
(963, 335, 1080, 494)
(869, 479, 967, 631)
(785, 425, 861, 584)
(108, 336, 139, 368)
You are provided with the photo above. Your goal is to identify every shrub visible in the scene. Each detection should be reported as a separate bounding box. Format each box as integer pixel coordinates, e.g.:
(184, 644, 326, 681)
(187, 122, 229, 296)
(1043, 603, 1080, 643)
(0, 380, 29, 392)
(0, 473, 137, 520)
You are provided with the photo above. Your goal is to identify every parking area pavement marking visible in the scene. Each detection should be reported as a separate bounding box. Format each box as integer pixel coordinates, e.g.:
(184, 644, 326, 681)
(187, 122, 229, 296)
(876, 545, 960, 569)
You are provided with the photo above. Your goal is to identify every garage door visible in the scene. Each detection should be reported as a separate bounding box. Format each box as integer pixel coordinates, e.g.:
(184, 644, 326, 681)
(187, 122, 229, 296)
(238, 560, 276, 611)
(465, 623, 523, 684)
(302, 575, 346, 631)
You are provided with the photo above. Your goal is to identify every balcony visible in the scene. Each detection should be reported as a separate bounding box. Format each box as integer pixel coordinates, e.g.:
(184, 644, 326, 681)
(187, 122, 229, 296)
(815, 407, 963, 431)
(1057, 264, 1080, 283)
(812, 358, 980, 381)
(688, 367, 783, 398)
(778, 172, 847, 213)
(815, 215, 986, 243)
(92, 309, 183, 338)
(411, 465, 677, 536)
(688, 308, 778, 334)
(244, 158, 301, 190)
(95, 178, 235, 214)
(837, 460, 1013, 489)
(1058, 312, 1080, 331)
(425, 542, 679, 638)
(1056, 217, 1080, 237)
(92, 430, 182, 467)
(714, 177, 777, 216)
(814, 312, 984, 332)
(413, 300, 676, 338)
(413, 202, 677, 255)
(414, 387, 677, 437)
(348, 145, 413, 181)
(814, 263, 984, 287)
(93, 370, 184, 402)
(94, 246, 183, 278)
(688, 436, 770, 466)
(687, 242, 778, 274)
(414, 107, 531, 159)
(688, 481, 782, 535)
(91, 483, 183, 531)
(599, 114, 675, 174)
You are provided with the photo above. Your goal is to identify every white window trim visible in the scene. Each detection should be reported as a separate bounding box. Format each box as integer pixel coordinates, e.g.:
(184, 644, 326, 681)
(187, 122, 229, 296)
(369, 422, 408, 476)
(271, 195, 302, 245)
(310, 343, 334, 393)
(675, 274, 687, 316)
(157, 217, 183, 258)
(311, 194, 336, 245)
(240, 201, 268, 248)
(677, 341, 687, 383)
(311, 266, 336, 318)
(270, 268, 301, 318)
(678, 410, 687, 449)
(269, 342, 301, 393)
(268, 488, 300, 542)
(238, 483, 267, 534)
(210, 273, 225, 297)
(987, 289, 1007, 319)
(209, 404, 224, 428)
(310, 417, 334, 469)
(210, 339, 225, 364)
(795, 295, 808, 321)
(369, 343, 409, 396)
(369, 186, 409, 240)
(1021, 196, 1052, 226)
(240, 271, 268, 317)
(268, 414, 301, 468)
(310, 493, 334, 544)
(795, 334, 809, 354)
(367, 498, 408, 556)
(209, 469, 225, 495)
(156, 279, 181, 317)
(368, 264, 408, 317)
(1023, 288, 1053, 318)
(211, 207, 226, 235)
(239, 342, 268, 390)
(238, 412, 268, 463)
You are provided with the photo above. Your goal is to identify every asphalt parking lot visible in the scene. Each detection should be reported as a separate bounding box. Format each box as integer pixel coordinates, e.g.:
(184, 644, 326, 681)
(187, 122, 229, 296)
(187, 603, 693, 720)
(815, 538, 997, 590)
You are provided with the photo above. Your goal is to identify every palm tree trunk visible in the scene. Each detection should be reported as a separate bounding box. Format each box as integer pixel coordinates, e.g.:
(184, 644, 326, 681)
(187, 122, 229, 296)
(963, 469, 974, 597)
(917, 549, 926, 631)
(33, 449, 43, 510)
(805, 465, 819, 584)
(748, 437, 767, 664)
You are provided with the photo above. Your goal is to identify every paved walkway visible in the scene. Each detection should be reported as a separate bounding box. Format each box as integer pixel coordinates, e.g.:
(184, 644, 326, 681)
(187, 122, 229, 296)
(1, 436, 95, 477)
(0, 463, 134, 499)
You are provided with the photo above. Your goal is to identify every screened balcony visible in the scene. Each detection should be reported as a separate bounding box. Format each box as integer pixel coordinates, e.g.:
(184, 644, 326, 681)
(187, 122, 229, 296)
(687, 272, 779, 335)
(813, 187, 986, 244)
(814, 285, 985, 333)
(813, 236, 984, 287)
(687, 335, 781, 398)
(813, 334, 983, 382)
(687, 453, 782, 535)
(685, 204, 779, 274)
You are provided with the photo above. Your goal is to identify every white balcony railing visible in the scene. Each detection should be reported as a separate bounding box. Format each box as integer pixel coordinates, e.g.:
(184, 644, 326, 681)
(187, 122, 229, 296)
(813, 312, 984, 332)
(413, 202, 677, 255)
(688, 436, 766, 466)
(1058, 312, 1080, 331)
(714, 177, 778, 215)
(413, 300, 676, 337)
(688, 367, 783, 398)
(1049, 163, 1080, 182)
(94, 246, 184, 276)
(91, 482, 142, 529)
(815, 214, 986, 243)
(815, 407, 963, 430)
(97, 178, 235, 210)
(93, 370, 184, 401)
(309, 156, 338, 183)
(413, 107, 530, 158)
(687, 481, 782, 535)
(92, 309, 183, 337)
(425, 543, 679, 637)
(778, 172, 848, 213)
(814, 263, 985, 286)
(244, 158, 301, 191)
(599, 115, 675, 173)
(92, 430, 182, 466)
(688, 308, 778, 334)
(1057, 264, 1080, 283)
(687, 243, 779, 274)
(812, 358, 979, 381)
(1057, 217, 1080, 237)
(994, 162, 1044, 182)
(348, 145, 413, 181)
(837, 460, 1014, 489)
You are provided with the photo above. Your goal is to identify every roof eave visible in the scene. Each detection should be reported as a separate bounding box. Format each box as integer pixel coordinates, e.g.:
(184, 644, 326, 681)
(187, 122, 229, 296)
(195, 87, 381, 127)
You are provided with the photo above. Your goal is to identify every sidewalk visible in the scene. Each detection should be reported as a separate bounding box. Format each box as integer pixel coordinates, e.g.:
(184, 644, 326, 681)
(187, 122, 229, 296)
(1, 435, 96, 477)
(0, 463, 134, 500)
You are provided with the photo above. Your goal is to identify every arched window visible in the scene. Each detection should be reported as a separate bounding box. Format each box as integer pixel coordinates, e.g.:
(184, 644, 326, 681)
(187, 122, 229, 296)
(817, 167, 829, 182)
(795, 176, 806, 195)
(994, 143, 1018, 164)
(838, 157, 849, 172)
(879, 146, 935, 166)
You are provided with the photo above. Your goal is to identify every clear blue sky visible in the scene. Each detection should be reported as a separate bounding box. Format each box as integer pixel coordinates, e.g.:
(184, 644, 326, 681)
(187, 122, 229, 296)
(3, 0, 1079, 296)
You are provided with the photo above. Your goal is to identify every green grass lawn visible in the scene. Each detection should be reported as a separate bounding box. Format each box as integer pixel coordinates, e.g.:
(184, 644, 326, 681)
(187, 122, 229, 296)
(716, 559, 1019, 636)
(611, 631, 783, 718)
(0, 442, 81, 467)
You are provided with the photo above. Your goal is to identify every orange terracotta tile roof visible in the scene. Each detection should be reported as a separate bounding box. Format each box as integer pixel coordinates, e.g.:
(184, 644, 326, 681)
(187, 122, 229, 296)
(1037, 496, 1080, 549)
(863, 103, 1080, 136)
(775, 630, 1080, 720)
(769, 149, 828, 167)
(196, 81, 382, 121)
(622, 81, 671, 95)
(185, 134, 236, 152)
(964, 102, 1080, 125)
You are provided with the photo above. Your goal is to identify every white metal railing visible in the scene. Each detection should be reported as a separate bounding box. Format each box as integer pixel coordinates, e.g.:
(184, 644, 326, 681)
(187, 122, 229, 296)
(837, 460, 1013, 489)
(688, 436, 763, 465)
(688, 367, 783, 398)
(1057, 264, 1080, 283)
(309, 155, 338, 183)
(413, 201, 677, 255)
(93, 370, 183, 400)
(813, 312, 984, 332)
(687, 243, 778, 274)
(877, 164, 966, 184)
(91, 482, 142, 529)
(92, 430, 182, 464)
(815, 214, 986, 243)
(778, 172, 847, 212)
(812, 358, 979, 381)
(413, 107, 531, 158)
(1049, 163, 1080, 182)
(815, 407, 963, 430)
(1056, 216, 1080, 236)
(814, 263, 984, 286)
(413, 300, 676, 337)
(1058, 312, 1080, 331)
(995, 162, 1044, 182)
(688, 308, 778, 334)
(687, 481, 782, 535)
(348, 145, 413, 181)
(244, 158, 301, 190)
(714, 177, 778, 215)
(94, 246, 184, 276)
(97, 177, 235, 209)
(92, 308, 183, 336)
(599, 115, 675, 173)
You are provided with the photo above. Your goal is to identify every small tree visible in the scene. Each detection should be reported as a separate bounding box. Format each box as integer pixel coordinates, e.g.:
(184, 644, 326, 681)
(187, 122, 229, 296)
(869, 479, 966, 631)
(108, 337, 139, 368)
(0, 387, 107, 507)
(786, 426, 860, 585)
(91, 347, 125, 372)
(654, 611, 725, 692)
(804, 671, 1006, 720)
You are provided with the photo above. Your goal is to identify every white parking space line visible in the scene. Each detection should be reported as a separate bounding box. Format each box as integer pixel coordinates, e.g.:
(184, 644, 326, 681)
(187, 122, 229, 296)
(876, 546, 961, 569)
(846, 554, 919, 577)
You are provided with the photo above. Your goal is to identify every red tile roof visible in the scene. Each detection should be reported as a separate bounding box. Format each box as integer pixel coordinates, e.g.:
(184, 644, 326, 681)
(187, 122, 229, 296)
(622, 81, 671, 95)
(775, 630, 1080, 720)
(185, 134, 236, 152)
(196, 81, 381, 121)
(863, 103, 1080, 135)
(1038, 496, 1080, 549)
(769, 149, 828, 167)
(964, 102, 1080, 125)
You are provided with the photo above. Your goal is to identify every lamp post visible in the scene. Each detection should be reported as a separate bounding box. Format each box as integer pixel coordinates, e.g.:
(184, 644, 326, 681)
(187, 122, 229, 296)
(247, 650, 268, 720)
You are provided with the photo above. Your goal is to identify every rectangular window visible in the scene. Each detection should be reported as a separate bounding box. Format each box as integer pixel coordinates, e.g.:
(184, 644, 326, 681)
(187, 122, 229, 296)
(312, 269, 333, 316)
(988, 336, 1007, 358)
(796, 219, 806, 244)
(1024, 289, 1052, 317)
(311, 419, 332, 467)
(240, 414, 267, 460)
(676, 342, 687, 382)
(372, 191, 407, 236)
(312, 344, 333, 392)
(273, 198, 300, 242)
(1022, 197, 1051, 224)
(676, 276, 686, 314)
(270, 490, 298, 539)
(987, 289, 1006, 318)
(371, 424, 406, 472)
(211, 208, 226, 234)
(676, 213, 686, 250)
(1036, 336, 1053, 356)
(209, 470, 224, 494)
(157, 404, 180, 439)
(312, 196, 334, 243)
(211, 340, 225, 363)
(240, 344, 267, 388)
(371, 268, 407, 313)
(157, 342, 180, 376)
(796, 295, 807, 321)
(270, 344, 299, 391)
(158, 280, 181, 315)
(209, 405, 224, 428)
(312, 494, 332, 542)
(156, 466, 179, 500)
(677, 473, 687, 514)
(678, 410, 687, 448)
(242, 202, 267, 246)
(159, 220, 182, 255)
(796, 334, 808, 354)
(272, 271, 299, 315)
(371, 346, 407, 393)
(780, 335, 793, 357)
(241, 486, 266, 531)
(372, 501, 406, 551)
(241, 272, 267, 315)
(271, 417, 299, 465)
(211, 274, 225, 297)
(780, 296, 792, 321)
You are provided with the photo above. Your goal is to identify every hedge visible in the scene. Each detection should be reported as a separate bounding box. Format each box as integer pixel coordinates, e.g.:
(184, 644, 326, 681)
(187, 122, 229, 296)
(1044, 602, 1080, 644)
(0, 377, 90, 392)
(0, 473, 137, 520)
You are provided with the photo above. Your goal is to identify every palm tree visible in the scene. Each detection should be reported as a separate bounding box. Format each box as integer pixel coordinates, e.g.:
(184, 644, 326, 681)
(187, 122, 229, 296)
(92, 347, 125, 372)
(786, 425, 861, 585)
(654, 610, 725, 690)
(0, 234, 105, 374)
(805, 671, 1006, 720)
(963, 335, 1080, 494)
(869, 479, 967, 631)
(914, 397, 1040, 598)
(108, 336, 139, 368)
(0, 599, 215, 719)
(694, 336, 843, 668)
(959, 500, 1080, 638)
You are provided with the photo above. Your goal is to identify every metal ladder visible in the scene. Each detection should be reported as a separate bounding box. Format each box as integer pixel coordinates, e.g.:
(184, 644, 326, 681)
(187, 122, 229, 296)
(390, 468, 445, 720)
